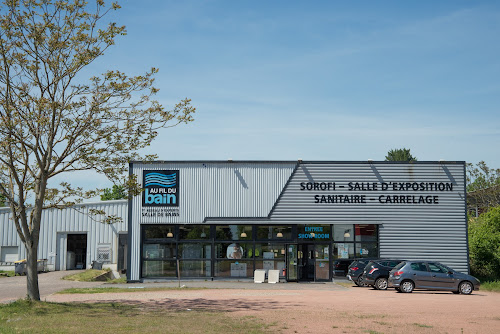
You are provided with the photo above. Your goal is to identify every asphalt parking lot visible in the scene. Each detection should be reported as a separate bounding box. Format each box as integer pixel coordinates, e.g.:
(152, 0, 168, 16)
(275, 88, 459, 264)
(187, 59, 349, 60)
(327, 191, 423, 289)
(0, 270, 102, 303)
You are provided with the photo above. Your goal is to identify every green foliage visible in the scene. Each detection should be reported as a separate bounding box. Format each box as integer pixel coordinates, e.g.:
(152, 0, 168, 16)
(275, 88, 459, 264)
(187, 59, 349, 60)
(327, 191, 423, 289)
(0, 0, 195, 300)
(467, 161, 500, 192)
(468, 206, 500, 280)
(384, 148, 417, 162)
(480, 280, 500, 292)
(101, 185, 127, 201)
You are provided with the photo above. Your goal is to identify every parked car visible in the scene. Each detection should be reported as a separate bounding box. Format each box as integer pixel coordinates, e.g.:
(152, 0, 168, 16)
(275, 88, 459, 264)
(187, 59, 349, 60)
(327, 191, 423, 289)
(388, 261, 480, 294)
(333, 259, 354, 276)
(362, 259, 405, 290)
(347, 259, 375, 286)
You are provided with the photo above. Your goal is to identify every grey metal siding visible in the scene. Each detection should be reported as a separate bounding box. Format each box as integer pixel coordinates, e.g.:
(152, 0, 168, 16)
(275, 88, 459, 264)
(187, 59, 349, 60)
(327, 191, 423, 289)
(128, 162, 296, 280)
(269, 163, 467, 272)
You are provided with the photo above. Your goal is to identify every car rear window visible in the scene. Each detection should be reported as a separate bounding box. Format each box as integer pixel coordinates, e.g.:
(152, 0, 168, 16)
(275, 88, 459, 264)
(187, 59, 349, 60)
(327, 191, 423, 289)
(410, 263, 428, 271)
(393, 261, 406, 270)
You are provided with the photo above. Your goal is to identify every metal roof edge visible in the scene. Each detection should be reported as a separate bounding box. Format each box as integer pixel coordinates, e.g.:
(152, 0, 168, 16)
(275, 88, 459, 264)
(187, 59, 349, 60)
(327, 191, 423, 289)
(130, 160, 466, 165)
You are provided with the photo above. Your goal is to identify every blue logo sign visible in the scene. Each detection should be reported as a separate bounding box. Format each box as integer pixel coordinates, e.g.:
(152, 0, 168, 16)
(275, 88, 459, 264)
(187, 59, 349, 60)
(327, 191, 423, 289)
(142, 170, 179, 207)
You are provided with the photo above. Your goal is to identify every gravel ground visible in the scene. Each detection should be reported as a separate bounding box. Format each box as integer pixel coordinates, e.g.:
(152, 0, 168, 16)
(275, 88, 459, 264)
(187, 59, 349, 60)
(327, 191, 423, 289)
(46, 282, 500, 334)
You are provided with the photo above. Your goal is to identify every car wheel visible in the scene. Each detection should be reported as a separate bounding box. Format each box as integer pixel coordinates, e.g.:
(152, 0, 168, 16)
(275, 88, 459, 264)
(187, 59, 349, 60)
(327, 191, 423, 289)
(353, 280, 360, 286)
(375, 277, 388, 290)
(459, 281, 473, 295)
(357, 276, 366, 287)
(400, 280, 414, 293)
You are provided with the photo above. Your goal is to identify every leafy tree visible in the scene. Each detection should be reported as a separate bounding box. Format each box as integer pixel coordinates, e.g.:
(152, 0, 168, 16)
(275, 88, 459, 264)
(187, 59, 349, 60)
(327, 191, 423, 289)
(0, 0, 195, 300)
(385, 148, 417, 162)
(466, 161, 500, 213)
(468, 206, 500, 280)
(101, 185, 127, 201)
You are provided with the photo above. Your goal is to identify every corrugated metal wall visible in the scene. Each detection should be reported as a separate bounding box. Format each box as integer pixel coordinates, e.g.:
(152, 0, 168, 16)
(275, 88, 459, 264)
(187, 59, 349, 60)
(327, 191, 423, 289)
(128, 162, 297, 280)
(269, 162, 468, 272)
(0, 200, 128, 269)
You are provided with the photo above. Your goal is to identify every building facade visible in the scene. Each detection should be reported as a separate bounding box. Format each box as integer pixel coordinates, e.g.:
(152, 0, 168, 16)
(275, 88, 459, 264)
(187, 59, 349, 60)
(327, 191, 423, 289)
(127, 160, 468, 282)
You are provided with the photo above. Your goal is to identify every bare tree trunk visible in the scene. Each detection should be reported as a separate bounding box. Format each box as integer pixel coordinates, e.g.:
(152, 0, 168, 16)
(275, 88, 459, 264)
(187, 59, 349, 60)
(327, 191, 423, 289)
(26, 242, 40, 301)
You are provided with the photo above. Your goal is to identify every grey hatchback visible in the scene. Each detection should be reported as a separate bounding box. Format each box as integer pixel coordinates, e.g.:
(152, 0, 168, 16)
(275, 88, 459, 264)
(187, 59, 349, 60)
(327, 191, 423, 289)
(388, 261, 480, 294)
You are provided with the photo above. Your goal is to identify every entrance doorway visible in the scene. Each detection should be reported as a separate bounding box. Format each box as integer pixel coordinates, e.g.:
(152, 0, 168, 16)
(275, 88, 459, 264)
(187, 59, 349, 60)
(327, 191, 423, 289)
(67, 234, 87, 270)
(298, 244, 315, 281)
(118, 233, 127, 273)
(294, 243, 330, 281)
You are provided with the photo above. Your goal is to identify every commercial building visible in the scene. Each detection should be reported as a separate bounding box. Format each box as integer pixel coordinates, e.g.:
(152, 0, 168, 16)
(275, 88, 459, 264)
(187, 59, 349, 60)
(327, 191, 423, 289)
(127, 160, 468, 282)
(0, 161, 468, 282)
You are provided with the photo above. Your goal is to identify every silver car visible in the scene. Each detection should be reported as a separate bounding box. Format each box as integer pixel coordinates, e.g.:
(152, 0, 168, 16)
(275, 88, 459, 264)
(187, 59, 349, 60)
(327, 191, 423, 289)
(388, 261, 480, 294)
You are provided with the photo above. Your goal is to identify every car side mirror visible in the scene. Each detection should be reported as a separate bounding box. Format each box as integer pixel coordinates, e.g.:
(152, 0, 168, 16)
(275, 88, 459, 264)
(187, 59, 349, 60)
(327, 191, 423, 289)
(448, 271, 453, 275)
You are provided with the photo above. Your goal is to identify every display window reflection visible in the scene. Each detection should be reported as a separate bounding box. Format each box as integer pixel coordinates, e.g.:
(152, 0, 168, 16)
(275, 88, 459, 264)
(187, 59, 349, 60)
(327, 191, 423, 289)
(254, 243, 285, 259)
(215, 260, 252, 278)
(144, 225, 175, 240)
(256, 226, 292, 240)
(332, 242, 355, 260)
(178, 243, 211, 259)
(179, 261, 211, 277)
(179, 225, 210, 240)
(216, 243, 251, 259)
(215, 225, 252, 240)
(143, 243, 176, 259)
(355, 224, 377, 242)
(333, 224, 354, 242)
(142, 260, 176, 277)
(355, 243, 378, 258)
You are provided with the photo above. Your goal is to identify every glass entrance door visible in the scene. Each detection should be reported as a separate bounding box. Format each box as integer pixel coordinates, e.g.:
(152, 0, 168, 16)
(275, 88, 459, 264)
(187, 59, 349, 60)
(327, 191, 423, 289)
(286, 244, 298, 281)
(298, 244, 315, 281)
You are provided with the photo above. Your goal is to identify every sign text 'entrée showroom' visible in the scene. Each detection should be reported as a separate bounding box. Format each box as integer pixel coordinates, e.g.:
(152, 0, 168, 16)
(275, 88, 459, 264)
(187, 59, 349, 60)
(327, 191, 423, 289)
(143, 170, 179, 206)
(300, 181, 455, 204)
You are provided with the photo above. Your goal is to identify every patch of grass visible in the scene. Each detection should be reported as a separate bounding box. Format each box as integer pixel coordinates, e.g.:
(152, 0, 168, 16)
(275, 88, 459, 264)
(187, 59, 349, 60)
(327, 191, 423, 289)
(413, 323, 433, 328)
(365, 330, 383, 334)
(0, 300, 272, 334)
(106, 276, 127, 284)
(0, 270, 15, 277)
(480, 280, 500, 292)
(57, 287, 208, 294)
(62, 269, 110, 282)
(335, 281, 354, 288)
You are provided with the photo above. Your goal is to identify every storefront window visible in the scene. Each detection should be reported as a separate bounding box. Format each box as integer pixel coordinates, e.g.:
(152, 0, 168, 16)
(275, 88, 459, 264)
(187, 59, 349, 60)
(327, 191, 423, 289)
(255, 260, 286, 277)
(355, 224, 377, 242)
(254, 243, 285, 259)
(333, 224, 354, 242)
(144, 225, 175, 240)
(298, 225, 331, 241)
(214, 260, 252, 278)
(256, 226, 292, 240)
(215, 242, 251, 259)
(215, 225, 252, 240)
(143, 243, 176, 259)
(178, 243, 211, 259)
(355, 243, 378, 258)
(142, 260, 176, 277)
(332, 242, 355, 260)
(179, 260, 211, 277)
(179, 225, 210, 240)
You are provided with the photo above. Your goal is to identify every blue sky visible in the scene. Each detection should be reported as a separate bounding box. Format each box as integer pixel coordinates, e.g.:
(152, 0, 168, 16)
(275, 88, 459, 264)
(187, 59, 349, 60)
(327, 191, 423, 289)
(59, 1, 500, 190)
